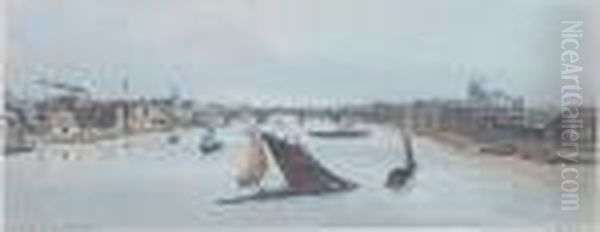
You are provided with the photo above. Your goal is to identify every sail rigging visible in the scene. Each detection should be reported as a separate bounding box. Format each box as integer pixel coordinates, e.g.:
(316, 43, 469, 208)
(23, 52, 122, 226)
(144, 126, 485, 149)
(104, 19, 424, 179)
(223, 131, 357, 204)
(259, 132, 357, 193)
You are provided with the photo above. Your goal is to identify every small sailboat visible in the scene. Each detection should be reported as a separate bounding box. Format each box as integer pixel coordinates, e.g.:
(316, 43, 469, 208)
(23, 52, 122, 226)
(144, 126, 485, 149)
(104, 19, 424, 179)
(199, 129, 223, 155)
(220, 131, 357, 204)
(385, 134, 417, 189)
(308, 121, 370, 139)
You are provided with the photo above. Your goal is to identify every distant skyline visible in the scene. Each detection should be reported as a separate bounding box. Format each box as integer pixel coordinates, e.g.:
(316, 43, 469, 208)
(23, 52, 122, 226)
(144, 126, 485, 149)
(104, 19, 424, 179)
(6, 0, 592, 106)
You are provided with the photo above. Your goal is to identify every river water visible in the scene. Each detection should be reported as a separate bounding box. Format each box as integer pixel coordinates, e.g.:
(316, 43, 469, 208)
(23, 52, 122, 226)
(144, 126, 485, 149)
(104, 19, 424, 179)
(5, 123, 582, 229)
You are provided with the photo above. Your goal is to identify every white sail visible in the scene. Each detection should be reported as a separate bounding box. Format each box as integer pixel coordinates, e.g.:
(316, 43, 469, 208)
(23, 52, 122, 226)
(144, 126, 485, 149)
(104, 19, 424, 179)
(233, 133, 268, 188)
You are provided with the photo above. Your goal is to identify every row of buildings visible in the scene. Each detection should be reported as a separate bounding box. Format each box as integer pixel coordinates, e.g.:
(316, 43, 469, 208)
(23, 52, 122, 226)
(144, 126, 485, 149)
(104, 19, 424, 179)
(4, 95, 199, 152)
(408, 81, 596, 163)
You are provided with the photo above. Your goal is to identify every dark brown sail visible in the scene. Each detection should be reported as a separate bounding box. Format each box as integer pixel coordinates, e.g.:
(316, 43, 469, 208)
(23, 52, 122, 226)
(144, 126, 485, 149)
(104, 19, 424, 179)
(260, 133, 357, 193)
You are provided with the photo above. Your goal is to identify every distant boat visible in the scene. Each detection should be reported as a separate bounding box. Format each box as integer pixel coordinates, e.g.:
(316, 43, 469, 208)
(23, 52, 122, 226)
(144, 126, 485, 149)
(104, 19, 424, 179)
(167, 134, 180, 145)
(308, 123, 370, 138)
(5, 145, 34, 156)
(199, 128, 223, 155)
(200, 137, 223, 155)
(479, 143, 516, 155)
(221, 131, 357, 204)
(308, 129, 370, 138)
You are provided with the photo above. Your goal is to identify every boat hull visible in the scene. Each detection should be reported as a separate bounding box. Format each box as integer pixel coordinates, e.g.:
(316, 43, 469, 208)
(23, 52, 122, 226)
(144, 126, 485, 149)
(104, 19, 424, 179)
(217, 184, 357, 205)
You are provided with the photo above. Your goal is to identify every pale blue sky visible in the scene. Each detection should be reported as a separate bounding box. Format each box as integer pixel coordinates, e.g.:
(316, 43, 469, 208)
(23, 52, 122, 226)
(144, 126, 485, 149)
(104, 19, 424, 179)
(7, 0, 588, 106)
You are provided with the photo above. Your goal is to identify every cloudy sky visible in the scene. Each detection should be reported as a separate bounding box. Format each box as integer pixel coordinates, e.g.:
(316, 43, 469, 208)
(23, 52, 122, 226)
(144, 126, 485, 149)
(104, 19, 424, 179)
(6, 0, 589, 106)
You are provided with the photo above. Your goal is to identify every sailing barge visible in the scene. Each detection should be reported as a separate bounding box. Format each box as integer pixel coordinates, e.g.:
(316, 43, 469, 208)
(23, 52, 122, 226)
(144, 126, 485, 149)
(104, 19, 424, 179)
(219, 131, 357, 204)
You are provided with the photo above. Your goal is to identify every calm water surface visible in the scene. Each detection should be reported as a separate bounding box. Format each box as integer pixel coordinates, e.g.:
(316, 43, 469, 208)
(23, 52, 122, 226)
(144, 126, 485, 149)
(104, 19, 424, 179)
(6, 124, 576, 228)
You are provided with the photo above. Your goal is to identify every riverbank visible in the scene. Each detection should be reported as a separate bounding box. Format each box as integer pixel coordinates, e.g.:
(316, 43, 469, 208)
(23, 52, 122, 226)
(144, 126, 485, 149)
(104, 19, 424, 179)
(415, 128, 596, 165)
(4, 124, 203, 156)
(415, 129, 476, 150)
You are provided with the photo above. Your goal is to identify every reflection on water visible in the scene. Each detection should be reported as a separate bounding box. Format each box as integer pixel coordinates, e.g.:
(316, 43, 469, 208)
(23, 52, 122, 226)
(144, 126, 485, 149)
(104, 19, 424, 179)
(5, 124, 580, 227)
